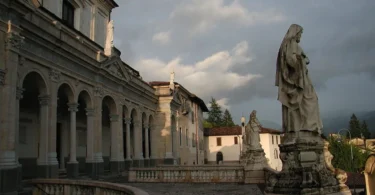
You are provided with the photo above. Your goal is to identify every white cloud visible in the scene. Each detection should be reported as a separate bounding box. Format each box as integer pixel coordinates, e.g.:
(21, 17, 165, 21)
(134, 41, 262, 101)
(170, 0, 286, 35)
(216, 98, 231, 110)
(152, 31, 171, 45)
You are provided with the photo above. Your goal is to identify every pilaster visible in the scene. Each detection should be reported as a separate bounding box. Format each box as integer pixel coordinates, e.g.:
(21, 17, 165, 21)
(143, 123, 149, 159)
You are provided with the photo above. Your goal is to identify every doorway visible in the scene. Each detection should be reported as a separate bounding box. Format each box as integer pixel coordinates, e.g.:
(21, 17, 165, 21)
(216, 152, 223, 164)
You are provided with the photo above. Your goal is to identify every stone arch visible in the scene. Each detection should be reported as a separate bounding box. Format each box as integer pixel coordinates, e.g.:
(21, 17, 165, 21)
(21, 70, 49, 95)
(77, 90, 93, 109)
(102, 95, 117, 115)
(57, 82, 75, 103)
(19, 71, 49, 179)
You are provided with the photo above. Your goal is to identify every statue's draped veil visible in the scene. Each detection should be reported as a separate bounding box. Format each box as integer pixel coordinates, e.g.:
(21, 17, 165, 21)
(275, 24, 303, 87)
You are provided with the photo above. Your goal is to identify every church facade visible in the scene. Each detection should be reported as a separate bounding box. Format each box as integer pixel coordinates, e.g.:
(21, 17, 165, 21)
(0, 0, 207, 194)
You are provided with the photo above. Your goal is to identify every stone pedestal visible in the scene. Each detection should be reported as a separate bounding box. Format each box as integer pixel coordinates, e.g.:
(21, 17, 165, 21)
(67, 162, 79, 178)
(0, 164, 21, 195)
(242, 148, 268, 184)
(264, 131, 341, 195)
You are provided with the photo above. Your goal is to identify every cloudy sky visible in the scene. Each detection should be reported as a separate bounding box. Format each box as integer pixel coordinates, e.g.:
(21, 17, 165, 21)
(112, 0, 375, 126)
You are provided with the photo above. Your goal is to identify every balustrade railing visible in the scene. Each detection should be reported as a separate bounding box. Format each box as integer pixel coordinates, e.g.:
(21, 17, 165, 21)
(127, 165, 244, 183)
(27, 179, 149, 195)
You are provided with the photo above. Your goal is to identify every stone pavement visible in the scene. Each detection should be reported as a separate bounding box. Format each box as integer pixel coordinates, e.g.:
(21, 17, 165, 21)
(125, 183, 264, 195)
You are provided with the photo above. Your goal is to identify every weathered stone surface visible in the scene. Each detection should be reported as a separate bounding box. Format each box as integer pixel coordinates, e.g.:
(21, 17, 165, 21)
(126, 183, 263, 195)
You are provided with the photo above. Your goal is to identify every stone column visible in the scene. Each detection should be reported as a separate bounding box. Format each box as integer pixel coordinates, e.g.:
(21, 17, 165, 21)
(164, 115, 173, 164)
(109, 114, 124, 173)
(85, 108, 96, 177)
(124, 118, 132, 170)
(67, 103, 79, 178)
(144, 123, 149, 159)
(93, 88, 104, 175)
(133, 120, 144, 167)
(15, 88, 24, 160)
(37, 95, 50, 177)
(47, 70, 60, 178)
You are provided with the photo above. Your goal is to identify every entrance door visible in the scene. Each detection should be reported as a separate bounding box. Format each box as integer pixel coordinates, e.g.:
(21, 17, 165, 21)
(216, 152, 223, 164)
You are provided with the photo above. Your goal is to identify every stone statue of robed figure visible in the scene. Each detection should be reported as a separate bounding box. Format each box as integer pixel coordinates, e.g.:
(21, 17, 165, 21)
(275, 24, 323, 134)
(264, 24, 344, 195)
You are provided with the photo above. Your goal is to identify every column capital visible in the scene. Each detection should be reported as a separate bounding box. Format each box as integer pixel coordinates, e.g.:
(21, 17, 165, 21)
(67, 103, 79, 112)
(124, 118, 131, 124)
(0, 69, 6, 86)
(38, 95, 50, 106)
(143, 122, 149, 129)
(16, 87, 24, 100)
(85, 108, 95, 116)
(110, 114, 120, 122)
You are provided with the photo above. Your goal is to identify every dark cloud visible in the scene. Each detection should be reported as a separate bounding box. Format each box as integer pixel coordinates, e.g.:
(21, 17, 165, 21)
(111, 0, 375, 123)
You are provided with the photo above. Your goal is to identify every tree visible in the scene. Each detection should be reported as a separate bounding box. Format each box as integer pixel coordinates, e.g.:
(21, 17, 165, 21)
(328, 137, 369, 172)
(361, 120, 371, 139)
(222, 109, 235, 127)
(207, 97, 223, 127)
(203, 120, 213, 128)
(348, 114, 361, 138)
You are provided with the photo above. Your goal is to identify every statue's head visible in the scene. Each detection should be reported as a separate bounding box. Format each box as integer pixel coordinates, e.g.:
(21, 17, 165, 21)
(283, 24, 303, 43)
(250, 110, 257, 119)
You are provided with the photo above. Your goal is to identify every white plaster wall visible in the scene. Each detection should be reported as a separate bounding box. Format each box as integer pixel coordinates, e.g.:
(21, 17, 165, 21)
(42, 0, 62, 18)
(260, 134, 282, 171)
(206, 135, 242, 162)
(81, 0, 93, 38)
(94, 10, 107, 47)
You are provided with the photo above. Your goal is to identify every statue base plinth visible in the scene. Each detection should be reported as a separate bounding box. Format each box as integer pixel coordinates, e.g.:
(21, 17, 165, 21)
(241, 147, 268, 184)
(264, 131, 342, 195)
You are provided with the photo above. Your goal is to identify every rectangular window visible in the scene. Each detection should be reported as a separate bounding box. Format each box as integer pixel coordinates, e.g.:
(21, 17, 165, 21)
(234, 137, 238, 145)
(186, 128, 189, 146)
(62, 0, 75, 27)
(217, 137, 222, 146)
(191, 111, 194, 124)
(272, 135, 274, 144)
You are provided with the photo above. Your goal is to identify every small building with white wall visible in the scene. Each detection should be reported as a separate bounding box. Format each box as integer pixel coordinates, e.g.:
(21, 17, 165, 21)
(204, 125, 283, 170)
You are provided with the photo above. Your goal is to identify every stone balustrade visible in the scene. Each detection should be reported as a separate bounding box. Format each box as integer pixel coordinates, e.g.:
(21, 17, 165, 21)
(27, 179, 149, 195)
(127, 165, 244, 183)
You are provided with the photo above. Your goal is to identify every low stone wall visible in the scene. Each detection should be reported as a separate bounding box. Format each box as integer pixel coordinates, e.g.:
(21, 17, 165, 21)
(127, 165, 244, 183)
(27, 179, 149, 195)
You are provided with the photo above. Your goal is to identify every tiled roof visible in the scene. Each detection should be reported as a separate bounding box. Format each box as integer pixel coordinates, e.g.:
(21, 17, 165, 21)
(204, 126, 242, 136)
(260, 127, 282, 135)
(204, 126, 281, 136)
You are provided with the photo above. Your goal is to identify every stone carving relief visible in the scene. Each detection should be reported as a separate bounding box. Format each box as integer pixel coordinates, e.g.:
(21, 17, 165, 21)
(94, 87, 104, 97)
(49, 69, 61, 82)
(5, 32, 25, 50)
(102, 57, 130, 82)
